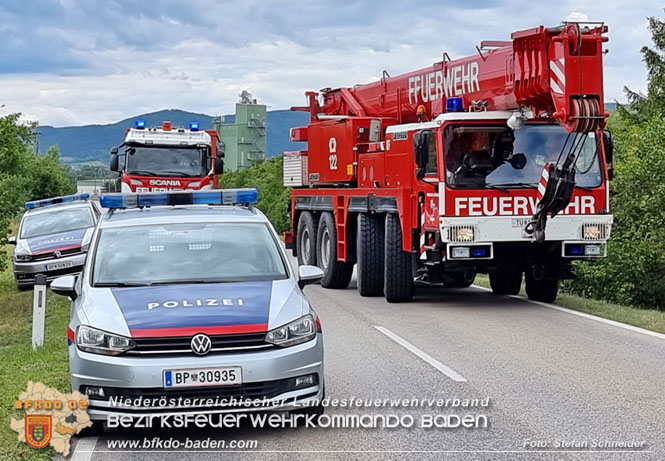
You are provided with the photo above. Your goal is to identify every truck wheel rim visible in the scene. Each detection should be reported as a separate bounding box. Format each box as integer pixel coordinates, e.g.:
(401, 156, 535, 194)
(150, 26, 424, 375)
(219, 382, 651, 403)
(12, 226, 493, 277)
(321, 228, 331, 269)
(301, 228, 311, 262)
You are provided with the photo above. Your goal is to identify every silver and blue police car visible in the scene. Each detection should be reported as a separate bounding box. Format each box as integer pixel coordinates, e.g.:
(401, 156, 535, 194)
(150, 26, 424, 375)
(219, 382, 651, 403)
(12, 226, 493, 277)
(9, 194, 100, 289)
(50, 189, 325, 425)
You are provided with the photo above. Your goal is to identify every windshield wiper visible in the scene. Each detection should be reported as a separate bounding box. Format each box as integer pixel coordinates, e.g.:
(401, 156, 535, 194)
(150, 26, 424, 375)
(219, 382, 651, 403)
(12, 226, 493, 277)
(148, 279, 233, 285)
(94, 282, 152, 287)
(127, 170, 156, 177)
(160, 171, 196, 177)
(484, 184, 510, 194)
(487, 182, 538, 189)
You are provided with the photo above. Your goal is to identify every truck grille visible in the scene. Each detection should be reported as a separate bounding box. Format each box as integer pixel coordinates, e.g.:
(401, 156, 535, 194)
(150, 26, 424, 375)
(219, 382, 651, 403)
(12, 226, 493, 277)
(126, 332, 274, 356)
(31, 247, 83, 261)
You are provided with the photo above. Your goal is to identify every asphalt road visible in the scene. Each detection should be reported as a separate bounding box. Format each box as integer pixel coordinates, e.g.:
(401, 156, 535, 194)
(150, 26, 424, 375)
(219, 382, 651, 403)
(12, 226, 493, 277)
(67, 259, 665, 461)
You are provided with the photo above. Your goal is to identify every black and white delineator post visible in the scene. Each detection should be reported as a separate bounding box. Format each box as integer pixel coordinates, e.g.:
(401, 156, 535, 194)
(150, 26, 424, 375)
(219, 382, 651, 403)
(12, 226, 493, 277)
(32, 274, 47, 350)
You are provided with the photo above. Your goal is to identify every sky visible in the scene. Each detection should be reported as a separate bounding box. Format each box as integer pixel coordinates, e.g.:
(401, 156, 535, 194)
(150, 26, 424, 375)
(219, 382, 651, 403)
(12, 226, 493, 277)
(0, 0, 660, 127)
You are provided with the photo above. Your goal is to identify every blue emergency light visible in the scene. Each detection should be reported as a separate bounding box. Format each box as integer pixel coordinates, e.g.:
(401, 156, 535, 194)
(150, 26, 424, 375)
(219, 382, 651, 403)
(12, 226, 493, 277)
(446, 97, 464, 113)
(135, 120, 146, 129)
(99, 189, 259, 209)
(25, 193, 90, 210)
(189, 121, 200, 131)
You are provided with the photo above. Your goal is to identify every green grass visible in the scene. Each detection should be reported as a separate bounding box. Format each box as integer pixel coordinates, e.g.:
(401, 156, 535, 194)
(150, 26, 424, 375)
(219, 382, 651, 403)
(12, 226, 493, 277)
(475, 274, 665, 334)
(0, 248, 71, 460)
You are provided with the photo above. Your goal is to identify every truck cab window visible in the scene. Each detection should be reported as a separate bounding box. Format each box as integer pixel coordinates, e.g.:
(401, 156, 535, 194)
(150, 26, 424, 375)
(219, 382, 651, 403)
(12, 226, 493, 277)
(443, 124, 601, 189)
(424, 131, 438, 176)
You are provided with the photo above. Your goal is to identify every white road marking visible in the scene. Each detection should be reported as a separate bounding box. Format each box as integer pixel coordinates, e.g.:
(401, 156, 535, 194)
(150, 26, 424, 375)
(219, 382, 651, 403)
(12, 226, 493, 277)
(472, 285, 665, 341)
(374, 326, 467, 382)
(70, 436, 97, 461)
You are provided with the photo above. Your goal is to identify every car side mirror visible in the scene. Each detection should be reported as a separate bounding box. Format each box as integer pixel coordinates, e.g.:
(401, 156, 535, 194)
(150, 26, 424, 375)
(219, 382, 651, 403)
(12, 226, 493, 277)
(110, 154, 119, 172)
(413, 130, 431, 180)
(298, 265, 324, 289)
(7, 236, 16, 245)
(110, 146, 118, 155)
(214, 157, 224, 175)
(51, 275, 78, 300)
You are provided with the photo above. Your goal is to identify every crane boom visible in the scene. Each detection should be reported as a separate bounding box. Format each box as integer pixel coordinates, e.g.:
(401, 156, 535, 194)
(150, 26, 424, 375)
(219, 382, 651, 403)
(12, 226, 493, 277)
(296, 23, 608, 133)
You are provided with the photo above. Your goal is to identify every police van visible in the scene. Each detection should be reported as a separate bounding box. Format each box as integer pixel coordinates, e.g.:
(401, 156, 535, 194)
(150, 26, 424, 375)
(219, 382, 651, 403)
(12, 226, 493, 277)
(50, 189, 325, 428)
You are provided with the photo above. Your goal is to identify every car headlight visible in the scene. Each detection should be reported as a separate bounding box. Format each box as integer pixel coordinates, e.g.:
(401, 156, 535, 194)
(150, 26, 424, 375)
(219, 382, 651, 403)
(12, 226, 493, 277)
(76, 325, 135, 355)
(14, 253, 32, 262)
(266, 314, 317, 347)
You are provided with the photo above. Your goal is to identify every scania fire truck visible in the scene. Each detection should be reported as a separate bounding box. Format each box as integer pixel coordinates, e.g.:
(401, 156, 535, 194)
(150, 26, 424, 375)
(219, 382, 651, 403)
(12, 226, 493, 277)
(110, 120, 223, 192)
(283, 22, 613, 303)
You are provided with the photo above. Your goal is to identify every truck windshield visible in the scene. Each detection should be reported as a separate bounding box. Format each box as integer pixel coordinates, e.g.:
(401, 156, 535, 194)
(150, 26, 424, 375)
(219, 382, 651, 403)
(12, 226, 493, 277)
(92, 222, 288, 286)
(21, 207, 94, 239)
(443, 124, 602, 189)
(125, 146, 207, 177)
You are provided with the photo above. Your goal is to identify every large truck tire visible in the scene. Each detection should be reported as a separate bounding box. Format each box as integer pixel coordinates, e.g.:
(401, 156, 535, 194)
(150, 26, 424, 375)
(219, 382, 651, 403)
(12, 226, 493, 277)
(316, 212, 353, 289)
(525, 273, 559, 303)
(444, 271, 476, 288)
(489, 270, 522, 295)
(297, 212, 318, 266)
(357, 213, 385, 296)
(384, 213, 414, 303)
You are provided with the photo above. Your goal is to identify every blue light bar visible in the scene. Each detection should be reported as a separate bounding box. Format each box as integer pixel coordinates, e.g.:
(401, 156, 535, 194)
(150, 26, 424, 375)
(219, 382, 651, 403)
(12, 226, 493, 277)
(25, 193, 90, 210)
(135, 120, 146, 129)
(471, 247, 487, 258)
(446, 97, 464, 113)
(189, 121, 200, 131)
(100, 189, 259, 209)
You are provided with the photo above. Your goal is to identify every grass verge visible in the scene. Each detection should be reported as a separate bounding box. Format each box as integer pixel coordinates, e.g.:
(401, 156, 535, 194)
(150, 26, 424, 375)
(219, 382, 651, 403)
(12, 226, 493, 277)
(475, 274, 665, 334)
(0, 248, 71, 460)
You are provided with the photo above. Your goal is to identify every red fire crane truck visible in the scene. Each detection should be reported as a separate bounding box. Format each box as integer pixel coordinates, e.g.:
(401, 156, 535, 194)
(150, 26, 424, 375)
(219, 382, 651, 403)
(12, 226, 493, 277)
(283, 23, 613, 303)
(110, 120, 223, 192)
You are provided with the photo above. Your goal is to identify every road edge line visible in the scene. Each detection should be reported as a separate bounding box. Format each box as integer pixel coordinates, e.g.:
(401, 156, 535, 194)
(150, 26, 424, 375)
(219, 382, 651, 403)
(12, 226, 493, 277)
(70, 436, 97, 461)
(471, 284, 665, 341)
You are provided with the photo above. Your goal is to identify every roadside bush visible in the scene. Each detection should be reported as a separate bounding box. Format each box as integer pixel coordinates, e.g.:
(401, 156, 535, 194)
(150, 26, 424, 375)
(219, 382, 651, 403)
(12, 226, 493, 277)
(564, 115, 665, 309)
(217, 156, 291, 233)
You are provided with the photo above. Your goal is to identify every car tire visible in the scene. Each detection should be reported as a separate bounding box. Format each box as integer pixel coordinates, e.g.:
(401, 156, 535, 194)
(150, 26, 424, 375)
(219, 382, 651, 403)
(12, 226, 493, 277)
(525, 273, 559, 303)
(316, 212, 353, 289)
(384, 213, 414, 303)
(297, 212, 318, 266)
(489, 270, 523, 295)
(357, 213, 384, 296)
(444, 271, 476, 288)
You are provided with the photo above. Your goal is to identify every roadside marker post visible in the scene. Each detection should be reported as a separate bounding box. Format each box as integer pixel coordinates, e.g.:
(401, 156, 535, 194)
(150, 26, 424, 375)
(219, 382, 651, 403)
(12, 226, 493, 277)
(32, 274, 47, 350)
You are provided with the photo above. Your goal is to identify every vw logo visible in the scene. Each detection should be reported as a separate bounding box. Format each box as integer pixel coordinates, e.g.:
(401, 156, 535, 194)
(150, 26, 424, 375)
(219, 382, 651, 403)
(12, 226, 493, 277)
(54, 251, 61, 258)
(190, 334, 212, 355)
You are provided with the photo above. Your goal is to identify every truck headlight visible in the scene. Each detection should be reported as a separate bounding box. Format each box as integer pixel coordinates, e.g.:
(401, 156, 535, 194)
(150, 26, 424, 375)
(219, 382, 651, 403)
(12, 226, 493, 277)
(76, 325, 135, 355)
(14, 253, 32, 262)
(266, 315, 316, 347)
(450, 226, 474, 242)
(583, 224, 605, 240)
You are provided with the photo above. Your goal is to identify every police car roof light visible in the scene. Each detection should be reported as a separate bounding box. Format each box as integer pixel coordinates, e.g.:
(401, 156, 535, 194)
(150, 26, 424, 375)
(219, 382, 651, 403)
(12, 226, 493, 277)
(135, 119, 146, 129)
(446, 97, 464, 113)
(99, 189, 259, 209)
(25, 193, 90, 210)
(189, 121, 200, 131)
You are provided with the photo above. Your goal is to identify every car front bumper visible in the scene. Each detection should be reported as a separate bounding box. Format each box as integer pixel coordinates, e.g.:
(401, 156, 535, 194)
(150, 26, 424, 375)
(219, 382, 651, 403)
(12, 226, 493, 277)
(70, 333, 324, 421)
(13, 253, 87, 286)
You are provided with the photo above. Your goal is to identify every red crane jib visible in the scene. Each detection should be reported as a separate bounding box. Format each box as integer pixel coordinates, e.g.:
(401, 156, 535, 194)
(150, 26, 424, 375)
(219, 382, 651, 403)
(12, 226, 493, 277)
(293, 23, 608, 134)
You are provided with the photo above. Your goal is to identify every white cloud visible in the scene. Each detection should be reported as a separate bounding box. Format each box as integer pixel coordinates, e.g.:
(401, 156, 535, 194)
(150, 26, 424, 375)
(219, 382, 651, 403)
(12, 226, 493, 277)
(0, 0, 660, 126)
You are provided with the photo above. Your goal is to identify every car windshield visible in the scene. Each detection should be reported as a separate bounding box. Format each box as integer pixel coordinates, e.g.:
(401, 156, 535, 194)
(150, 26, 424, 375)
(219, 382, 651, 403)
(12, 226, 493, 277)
(444, 124, 602, 189)
(21, 207, 94, 239)
(92, 222, 288, 285)
(125, 146, 207, 177)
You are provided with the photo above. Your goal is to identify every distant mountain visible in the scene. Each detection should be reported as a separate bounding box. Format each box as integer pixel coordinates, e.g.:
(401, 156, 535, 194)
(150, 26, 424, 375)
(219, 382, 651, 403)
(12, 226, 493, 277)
(38, 109, 309, 164)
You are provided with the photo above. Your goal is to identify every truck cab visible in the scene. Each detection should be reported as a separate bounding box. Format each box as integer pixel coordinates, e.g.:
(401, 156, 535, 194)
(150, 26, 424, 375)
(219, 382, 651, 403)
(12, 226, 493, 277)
(110, 121, 223, 192)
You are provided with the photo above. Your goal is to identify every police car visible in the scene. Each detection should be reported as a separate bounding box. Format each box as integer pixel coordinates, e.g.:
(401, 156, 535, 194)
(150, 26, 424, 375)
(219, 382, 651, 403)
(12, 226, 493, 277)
(9, 194, 100, 289)
(50, 189, 325, 425)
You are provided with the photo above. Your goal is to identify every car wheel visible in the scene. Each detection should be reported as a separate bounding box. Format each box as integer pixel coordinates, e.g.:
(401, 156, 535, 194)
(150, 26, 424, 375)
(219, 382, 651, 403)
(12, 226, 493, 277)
(384, 213, 414, 302)
(525, 273, 559, 303)
(297, 212, 318, 266)
(489, 270, 523, 295)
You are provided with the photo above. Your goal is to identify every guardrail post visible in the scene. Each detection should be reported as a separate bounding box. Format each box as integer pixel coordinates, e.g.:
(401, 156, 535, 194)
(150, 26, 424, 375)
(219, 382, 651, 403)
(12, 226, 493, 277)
(32, 274, 47, 350)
